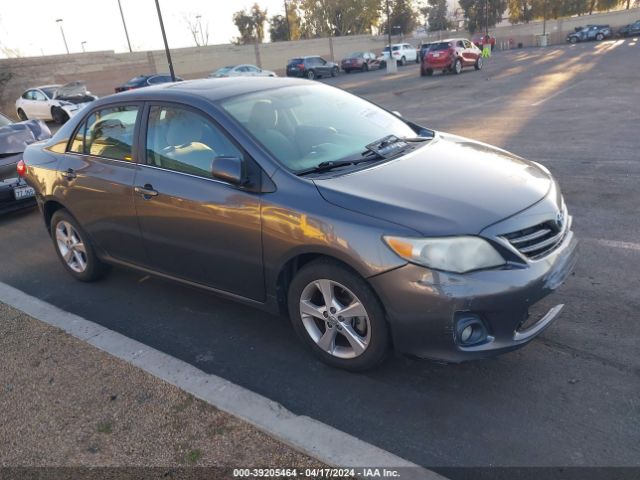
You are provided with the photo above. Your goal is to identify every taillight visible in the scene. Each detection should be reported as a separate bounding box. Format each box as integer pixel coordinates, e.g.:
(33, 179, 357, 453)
(297, 63, 304, 69)
(17, 159, 26, 177)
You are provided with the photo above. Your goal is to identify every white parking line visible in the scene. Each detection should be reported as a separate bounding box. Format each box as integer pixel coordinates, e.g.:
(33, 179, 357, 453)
(0, 281, 443, 480)
(587, 238, 640, 252)
(531, 82, 581, 106)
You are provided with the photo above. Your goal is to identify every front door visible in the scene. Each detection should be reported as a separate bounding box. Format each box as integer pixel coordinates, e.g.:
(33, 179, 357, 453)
(133, 103, 264, 300)
(58, 103, 147, 264)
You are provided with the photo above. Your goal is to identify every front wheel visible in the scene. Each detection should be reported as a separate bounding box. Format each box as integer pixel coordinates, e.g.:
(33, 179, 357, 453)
(51, 107, 69, 125)
(596, 33, 604, 41)
(331, 66, 338, 77)
(50, 209, 109, 282)
(570, 36, 578, 44)
(288, 260, 389, 371)
(361, 62, 369, 72)
(399, 56, 406, 66)
(17, 109, 28, 121)
(475, 57, 483, 70)
(307, 69, 315, 80)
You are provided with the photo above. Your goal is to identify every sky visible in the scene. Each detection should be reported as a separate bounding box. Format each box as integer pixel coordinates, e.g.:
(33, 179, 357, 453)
(0, 0, 288, 58)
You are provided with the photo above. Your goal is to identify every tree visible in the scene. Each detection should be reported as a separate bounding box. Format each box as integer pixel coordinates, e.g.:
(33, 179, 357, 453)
(422, 0, 451, 31)
(232, 3, 268, 44)
(459, 0, 507, 33)
(269, 2, 302, 41)
(298, 0, 381, 37)
(184, 14, 209, 46)
(384, 0, 418, 35)
(507, 0, 536, 23)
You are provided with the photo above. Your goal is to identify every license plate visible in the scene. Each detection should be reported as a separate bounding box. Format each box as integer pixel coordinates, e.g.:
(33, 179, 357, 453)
(433, 53, 440, 57)
(13, 185, 35, 200)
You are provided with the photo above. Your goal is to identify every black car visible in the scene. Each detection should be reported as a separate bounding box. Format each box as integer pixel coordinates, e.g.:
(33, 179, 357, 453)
(286, 56, 339, 80)
(618, 20, 640, 37)
(115, 74, 183, 93)
(567, 24, 612, 43)
(0, 112, 50, 214)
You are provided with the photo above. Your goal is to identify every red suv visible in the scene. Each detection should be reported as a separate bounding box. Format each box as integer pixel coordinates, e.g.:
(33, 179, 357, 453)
(421, 39, 482, 77)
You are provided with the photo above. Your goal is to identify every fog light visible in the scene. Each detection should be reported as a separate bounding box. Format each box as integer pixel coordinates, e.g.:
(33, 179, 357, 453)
(455, 313, 489, 346)
(460, 325, 473, 343)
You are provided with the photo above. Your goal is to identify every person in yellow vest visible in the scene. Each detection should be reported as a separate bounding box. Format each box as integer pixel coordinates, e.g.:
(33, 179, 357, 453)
(482, 35, 492, 58)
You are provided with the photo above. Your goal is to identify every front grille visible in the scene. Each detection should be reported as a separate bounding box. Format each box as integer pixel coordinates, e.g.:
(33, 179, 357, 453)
(503, 215, 569, 260)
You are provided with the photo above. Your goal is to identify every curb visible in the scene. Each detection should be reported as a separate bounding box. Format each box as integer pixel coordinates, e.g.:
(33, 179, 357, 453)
(0, 281, 445, 480)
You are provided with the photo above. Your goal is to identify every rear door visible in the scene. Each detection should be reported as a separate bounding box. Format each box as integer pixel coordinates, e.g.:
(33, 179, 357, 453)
(59, 103, 147, 264)
(132, 102, 264, 300)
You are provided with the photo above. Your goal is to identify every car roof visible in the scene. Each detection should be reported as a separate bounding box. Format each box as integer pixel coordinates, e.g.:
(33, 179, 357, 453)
(30, 84, 61, 90)
(100, 77, 311, 104)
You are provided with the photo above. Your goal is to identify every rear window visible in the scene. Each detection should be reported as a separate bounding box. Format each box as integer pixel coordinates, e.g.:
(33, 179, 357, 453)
(124, 76, 147, 86)
(392, 46, 401, 51)
(288, 58, 303, 65)
(430, 42, 452, 51)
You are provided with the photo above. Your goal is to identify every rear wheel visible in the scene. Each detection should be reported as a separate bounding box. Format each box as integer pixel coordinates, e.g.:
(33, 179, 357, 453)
(331, 66, 339, 77)
(17, 109, 27, 121)
(50, 209, 109, 282)
(361, 62, 369, 72)
(307, 69, 315, 80)
(288, 260, 389, 371)
(453, 58, 462, 74)
(399, 56, 406, 66)
(475, 57, 483, 71)
(596, 33, 604, 41)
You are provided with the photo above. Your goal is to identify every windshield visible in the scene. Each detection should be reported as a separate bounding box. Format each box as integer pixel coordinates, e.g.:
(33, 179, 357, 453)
(220, 84, 417, 173)
(41, 87, 57, 99)
(347, 52, 363, 58)
(430, 42, 452, 51)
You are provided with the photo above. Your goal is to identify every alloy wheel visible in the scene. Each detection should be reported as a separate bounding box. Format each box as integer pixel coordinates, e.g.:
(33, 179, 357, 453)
(299, 279, 371, 359)
(55, 220, 88, 273)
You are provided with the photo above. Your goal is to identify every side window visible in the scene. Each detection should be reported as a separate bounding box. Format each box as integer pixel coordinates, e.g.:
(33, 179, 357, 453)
(84, 106, 139, 161)
(146, 105, 243, 179)
(33, 91, 47, 101)
(68, 119, 87, 153)
(22, 91, 32, 100)
(318, 57, 327, 65)
(456, 40, 465, 48)
(148, 75, 164, 84)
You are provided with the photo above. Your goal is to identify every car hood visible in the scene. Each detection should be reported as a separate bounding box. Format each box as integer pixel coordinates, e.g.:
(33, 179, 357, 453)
(313, 133, 552, 236)
(53, 81, 89, 98)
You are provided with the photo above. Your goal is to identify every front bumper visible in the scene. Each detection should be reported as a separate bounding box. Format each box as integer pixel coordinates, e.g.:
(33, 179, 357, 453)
(369, 229, 578, 362)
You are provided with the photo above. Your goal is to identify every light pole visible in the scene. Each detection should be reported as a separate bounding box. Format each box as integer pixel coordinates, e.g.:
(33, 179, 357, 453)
(155, 0, 176, 81)
(117, 0, 133, 52)
(196, 15, 205, 46)
(485, 0, 489, 35)
(385, 0, 397, 73)
(56, 19, 69, 54)
(81, 41, 87, 52)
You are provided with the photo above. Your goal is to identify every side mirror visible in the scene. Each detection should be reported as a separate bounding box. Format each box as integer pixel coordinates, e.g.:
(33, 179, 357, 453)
(211, 155, 243, 185)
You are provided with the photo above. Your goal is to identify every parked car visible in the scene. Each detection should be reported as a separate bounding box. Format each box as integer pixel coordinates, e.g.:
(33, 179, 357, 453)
(421, 38, 482, 76)
(566, 25, 612, 43)
(22, 78, 577, 371)
(286, 56, 339, 80)
(418, 42, 434, 62)
(472, 34, 496, 50)
(378, 43, 419, 66)
(209, 64, 276, 78)
(114, 74, 183, 93)
(340, 51, 379, 73)
(0, 112, 50, 214)
(15, 82, 97, 124)
(618, 20, 640, 37)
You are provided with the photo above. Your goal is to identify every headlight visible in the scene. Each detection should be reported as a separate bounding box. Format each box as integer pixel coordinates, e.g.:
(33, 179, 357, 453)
(383, 235, 505, 274)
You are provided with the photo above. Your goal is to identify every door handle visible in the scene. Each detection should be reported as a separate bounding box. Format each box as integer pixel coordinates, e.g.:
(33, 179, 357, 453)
(134, 184, 158, 198)
(64, 168, 77, 180)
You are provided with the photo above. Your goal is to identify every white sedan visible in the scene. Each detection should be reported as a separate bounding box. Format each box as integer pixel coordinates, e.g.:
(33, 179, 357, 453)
(15, 82, 98, 124)
(209, 64, 277, 78)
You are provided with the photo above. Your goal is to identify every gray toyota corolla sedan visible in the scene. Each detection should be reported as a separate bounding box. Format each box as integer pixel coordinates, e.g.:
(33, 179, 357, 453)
(20, 78, 577, 371)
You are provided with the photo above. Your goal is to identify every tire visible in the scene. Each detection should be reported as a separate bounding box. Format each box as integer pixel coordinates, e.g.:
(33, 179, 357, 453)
(399, 56, 406, 66)
(361, 62, 369, 72)
(50, 209, 109, 282)
(287, 259, 389, 371)
(475, 57, 483, 71)
(453, 58, 462, 74)
(307, 69, 315, 80)
(51, 107, 69, 125)
(17, 108, 27, 121)
(570, 36, 577, 44)
(596, 33, 604, 41)
(331, 66, 338, 77)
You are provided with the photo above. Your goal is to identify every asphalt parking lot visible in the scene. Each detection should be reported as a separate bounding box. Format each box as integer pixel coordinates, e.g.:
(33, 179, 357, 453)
(2, 39, 639, 474)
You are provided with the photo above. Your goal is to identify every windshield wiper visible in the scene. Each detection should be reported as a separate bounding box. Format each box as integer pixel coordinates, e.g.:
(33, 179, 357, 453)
(297, 155, 383, 176)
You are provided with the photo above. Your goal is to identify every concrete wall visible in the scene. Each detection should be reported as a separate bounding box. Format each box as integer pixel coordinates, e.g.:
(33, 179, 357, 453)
(1, 7, 638, 119)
